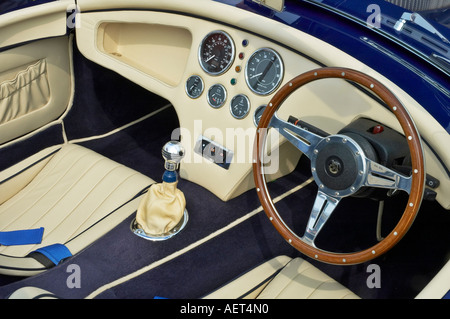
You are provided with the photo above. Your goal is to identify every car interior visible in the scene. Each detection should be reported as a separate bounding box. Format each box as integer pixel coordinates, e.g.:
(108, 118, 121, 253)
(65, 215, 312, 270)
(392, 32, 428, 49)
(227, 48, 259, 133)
(0, 0, 449, 299)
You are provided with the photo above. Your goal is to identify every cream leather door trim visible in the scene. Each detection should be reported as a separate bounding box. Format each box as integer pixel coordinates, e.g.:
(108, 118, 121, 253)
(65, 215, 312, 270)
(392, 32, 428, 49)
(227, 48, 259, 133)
(0, 59, 50, 125)
(0, 0, 73, 49)
(0, 36, 73, 145)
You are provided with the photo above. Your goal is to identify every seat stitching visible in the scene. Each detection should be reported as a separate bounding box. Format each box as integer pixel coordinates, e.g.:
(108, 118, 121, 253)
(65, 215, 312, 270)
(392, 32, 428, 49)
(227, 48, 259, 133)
(65, 182, 152, 245)
(284, 266, 316, 299)
(305, 278, 335, 299)
(271, 261, 313, 299)
(274, 264, 339, 299)
(29, 162, 126, 244)
(0, 148, 60, 187)
(63, 171, 141, 242)
(0, 151, 100, 230)
(0, 148, 92, 230)
(0, 146, 86, 218)
(1, 157, 116, 255)
(24, 156, 113, 227)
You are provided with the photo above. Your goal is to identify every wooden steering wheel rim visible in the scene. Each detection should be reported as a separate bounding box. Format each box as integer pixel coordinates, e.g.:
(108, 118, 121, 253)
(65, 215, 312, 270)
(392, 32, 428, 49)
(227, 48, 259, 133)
(253, 67, 425, 265)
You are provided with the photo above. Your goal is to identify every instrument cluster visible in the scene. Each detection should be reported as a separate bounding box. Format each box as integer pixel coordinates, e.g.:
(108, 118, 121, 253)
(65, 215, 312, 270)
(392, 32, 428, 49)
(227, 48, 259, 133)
(185, 30, 284, 126)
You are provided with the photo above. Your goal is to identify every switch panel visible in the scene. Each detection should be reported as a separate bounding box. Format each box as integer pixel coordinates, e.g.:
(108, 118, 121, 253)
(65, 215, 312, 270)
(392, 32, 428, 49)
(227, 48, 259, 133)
(194, 136, 233, 169)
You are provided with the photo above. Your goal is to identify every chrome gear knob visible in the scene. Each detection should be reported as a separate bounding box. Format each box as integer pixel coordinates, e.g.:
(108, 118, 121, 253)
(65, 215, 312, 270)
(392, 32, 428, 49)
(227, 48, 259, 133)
(162, 141, 185, 171)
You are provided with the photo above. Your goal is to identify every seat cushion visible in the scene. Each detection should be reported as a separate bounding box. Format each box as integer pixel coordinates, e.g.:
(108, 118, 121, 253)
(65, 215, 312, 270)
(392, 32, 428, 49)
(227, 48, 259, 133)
(8, 286, 59, 299)
(205, 256, 359, 299)
(0, 143, 153, 275)
(258, 257, 359, 299)
(204, 255, 292, 299)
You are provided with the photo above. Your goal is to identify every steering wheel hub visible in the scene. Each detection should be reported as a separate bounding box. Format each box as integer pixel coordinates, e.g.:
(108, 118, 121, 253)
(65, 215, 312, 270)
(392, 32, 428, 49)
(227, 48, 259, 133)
(311, 135, 365, 197)
(326, 157, 343, 176)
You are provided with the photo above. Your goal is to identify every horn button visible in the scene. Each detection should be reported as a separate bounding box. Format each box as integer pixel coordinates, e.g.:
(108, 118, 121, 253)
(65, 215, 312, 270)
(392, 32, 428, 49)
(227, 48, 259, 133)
(310, 135, 367, 197)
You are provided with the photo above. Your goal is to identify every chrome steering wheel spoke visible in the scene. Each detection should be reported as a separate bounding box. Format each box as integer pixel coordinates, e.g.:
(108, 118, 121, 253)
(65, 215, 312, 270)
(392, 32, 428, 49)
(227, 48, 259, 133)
(269, 113, 324, 159)
(364, 158, 412, 194)
(302, 191, 341, 247)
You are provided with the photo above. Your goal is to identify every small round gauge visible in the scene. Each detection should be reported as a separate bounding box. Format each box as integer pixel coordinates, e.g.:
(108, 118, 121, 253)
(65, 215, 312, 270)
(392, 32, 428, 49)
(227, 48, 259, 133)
(207, 84, 227, 108)
(185, 75, 204, 99)
(253, 105, 267, 126)
(245, 48, 284, 95)
(230, 94, 250, 119)
(199, 31, 235, 76)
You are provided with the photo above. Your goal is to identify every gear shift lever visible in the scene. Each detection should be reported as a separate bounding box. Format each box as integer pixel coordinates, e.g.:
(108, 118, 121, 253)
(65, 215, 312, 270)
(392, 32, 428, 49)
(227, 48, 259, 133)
(162, 140, 185, 180)
(131, 141, 188, 241)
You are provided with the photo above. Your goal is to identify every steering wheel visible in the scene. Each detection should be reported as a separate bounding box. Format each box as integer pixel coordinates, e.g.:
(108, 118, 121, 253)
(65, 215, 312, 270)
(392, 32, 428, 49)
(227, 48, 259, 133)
(253, 67, 425, 265)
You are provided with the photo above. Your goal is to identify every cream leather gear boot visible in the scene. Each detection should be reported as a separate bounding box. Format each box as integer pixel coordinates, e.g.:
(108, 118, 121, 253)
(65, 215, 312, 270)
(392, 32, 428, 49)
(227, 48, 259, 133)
(131, 141, 188, 240)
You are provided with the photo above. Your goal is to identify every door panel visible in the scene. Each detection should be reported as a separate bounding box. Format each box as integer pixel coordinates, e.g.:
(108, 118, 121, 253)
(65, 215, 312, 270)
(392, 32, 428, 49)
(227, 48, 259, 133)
(0, 0, 72, 48)
(0, 0, 74, 145)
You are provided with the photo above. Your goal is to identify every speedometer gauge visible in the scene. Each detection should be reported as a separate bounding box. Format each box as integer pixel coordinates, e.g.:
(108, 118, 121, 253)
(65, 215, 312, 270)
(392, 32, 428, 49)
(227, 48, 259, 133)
(199, 31, 235, 76)
(245, 48, 284, 95)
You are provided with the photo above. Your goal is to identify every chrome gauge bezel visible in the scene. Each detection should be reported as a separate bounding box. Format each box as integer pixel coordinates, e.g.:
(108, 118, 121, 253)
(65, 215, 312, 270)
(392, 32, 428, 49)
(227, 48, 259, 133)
(185, 75, 204, 99)
(207, 84, 227, 109)
(230, 94, 250, 119)
(198, 30, 235, 76)
(253, 105, 267, 127)
(245, 47, 284, 96)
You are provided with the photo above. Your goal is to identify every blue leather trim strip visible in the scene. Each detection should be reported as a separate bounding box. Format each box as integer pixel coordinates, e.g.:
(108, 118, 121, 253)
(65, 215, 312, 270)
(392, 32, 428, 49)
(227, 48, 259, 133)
(33, 243, 72, 266)
(0, 227, 44, 246)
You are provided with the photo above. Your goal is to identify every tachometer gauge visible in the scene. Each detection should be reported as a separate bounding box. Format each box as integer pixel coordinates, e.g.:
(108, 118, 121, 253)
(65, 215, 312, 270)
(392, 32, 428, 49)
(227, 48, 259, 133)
(207, 84, 227, 108)
(199, 31, 235, 76)
(245, 48, 284, 95)
(185, 75, 204, 99)
(230, 94, 250, 119)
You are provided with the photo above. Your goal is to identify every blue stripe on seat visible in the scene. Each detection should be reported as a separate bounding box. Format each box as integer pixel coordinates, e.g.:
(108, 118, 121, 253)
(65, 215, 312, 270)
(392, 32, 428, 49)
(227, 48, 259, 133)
(0, 227, 44, 246)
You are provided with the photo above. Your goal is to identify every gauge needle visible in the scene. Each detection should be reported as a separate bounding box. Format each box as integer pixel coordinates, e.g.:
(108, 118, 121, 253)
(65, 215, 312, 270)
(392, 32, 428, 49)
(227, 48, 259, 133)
(253, 59, 275, 90)
(205, 55, 215, 62)
(250, 72, 263, 79)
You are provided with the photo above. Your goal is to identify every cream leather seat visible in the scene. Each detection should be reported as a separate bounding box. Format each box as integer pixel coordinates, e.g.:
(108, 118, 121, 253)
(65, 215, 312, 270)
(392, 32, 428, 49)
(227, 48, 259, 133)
(8, 286, 60, 299)
(0, 143, 153, 276)
(205, 256, 359, 299)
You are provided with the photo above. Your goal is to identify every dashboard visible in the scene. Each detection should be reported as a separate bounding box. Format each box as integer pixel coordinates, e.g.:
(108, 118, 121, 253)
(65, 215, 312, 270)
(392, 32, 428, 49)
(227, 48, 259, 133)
(74, 5, 450, 207)
(77, 10, 324, 200)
